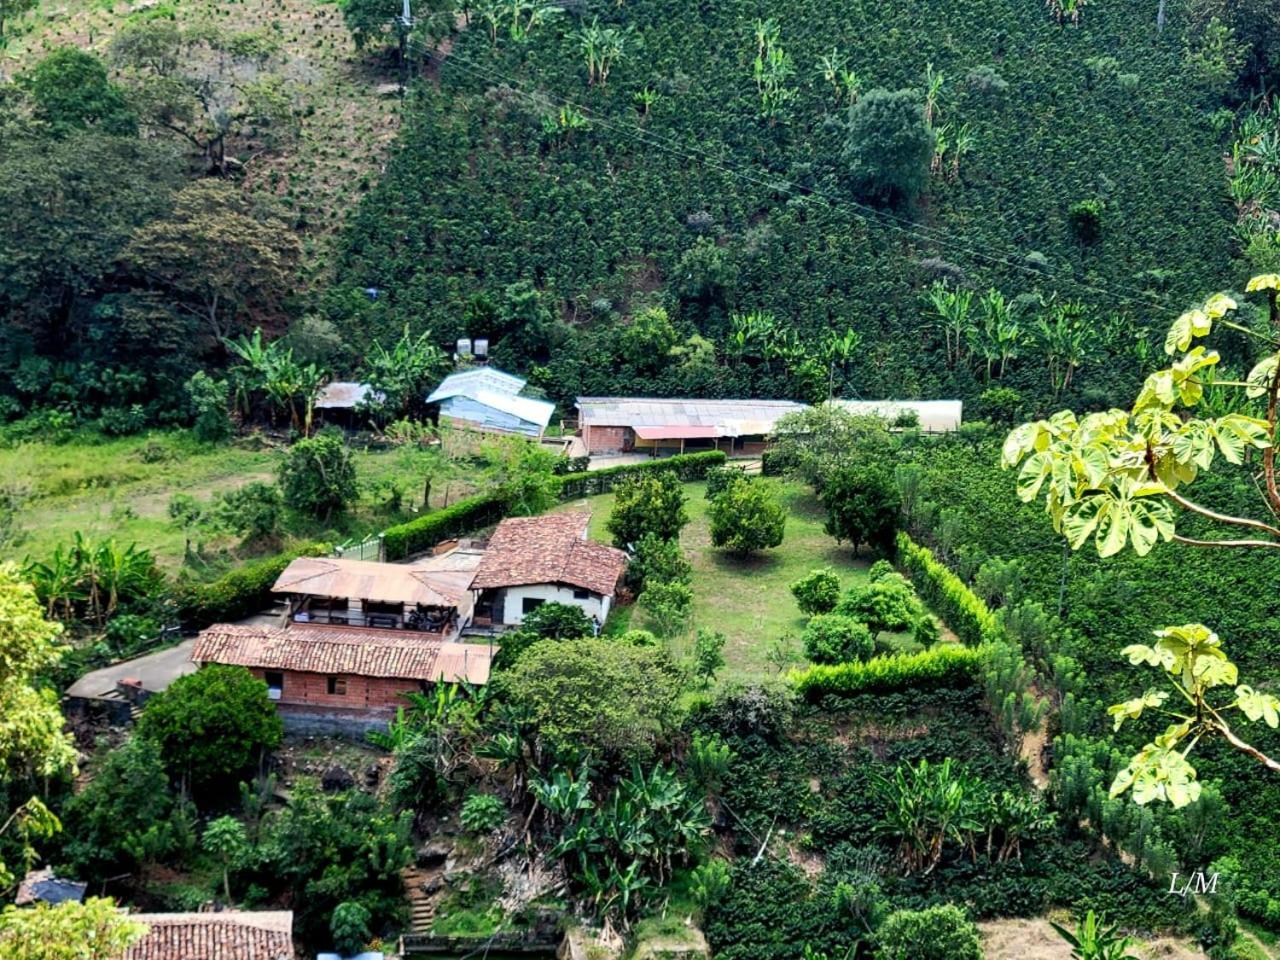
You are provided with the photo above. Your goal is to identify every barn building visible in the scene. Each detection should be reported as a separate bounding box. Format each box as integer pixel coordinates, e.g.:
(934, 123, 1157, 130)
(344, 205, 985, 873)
(470, 513, 627, 628)
(426, 368, 555, 439)
(575, 397, 808, 457)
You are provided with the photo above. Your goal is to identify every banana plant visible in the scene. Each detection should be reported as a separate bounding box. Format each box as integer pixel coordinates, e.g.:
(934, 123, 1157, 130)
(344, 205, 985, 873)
(1050, 910, 1139, 960)
(923, 62, 945, 127)
(579, 19, 625, 87)
(924, 281, 974, 369)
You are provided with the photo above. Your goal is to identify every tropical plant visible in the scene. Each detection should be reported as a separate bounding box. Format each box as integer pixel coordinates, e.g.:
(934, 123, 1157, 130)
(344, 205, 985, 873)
(1003, 277, 1280, 797)
(460, 792, 507, 834)
(202, 816, 248, 904)
(925, 282, 974, 369)
(579, 19, 625, 87)
(1050, 910, 1140, 960)
(0, 899, 148, 960)
(360, 325, 448, 423)
(873, 758, 977, 874)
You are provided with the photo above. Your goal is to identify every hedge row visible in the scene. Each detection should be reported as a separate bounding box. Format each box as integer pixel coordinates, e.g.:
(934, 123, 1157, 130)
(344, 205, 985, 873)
(382, 492, 511, 561)
(555, 450, 726, 499)
(789, 645, 984, 699)
(175, 540, 330, 630)
(896, 532, 997, 647)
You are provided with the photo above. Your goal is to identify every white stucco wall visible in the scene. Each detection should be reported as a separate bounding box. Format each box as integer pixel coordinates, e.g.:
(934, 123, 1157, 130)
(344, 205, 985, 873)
(498, 583, 611, 627)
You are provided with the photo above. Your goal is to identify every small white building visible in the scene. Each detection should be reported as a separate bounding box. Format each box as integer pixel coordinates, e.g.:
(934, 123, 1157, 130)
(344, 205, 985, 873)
(830, 399, 963, 432)
(427, 368, 556, 439)
(470, 513, 628, 627)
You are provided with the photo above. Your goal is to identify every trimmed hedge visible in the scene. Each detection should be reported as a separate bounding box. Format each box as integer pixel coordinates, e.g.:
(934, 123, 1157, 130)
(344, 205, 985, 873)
(789, 645, 984, 699)
(556, 450, 726, 499)
(175, 540, 330, 630)
(382, 492, 511, 561)
(896, 532, 996, 646)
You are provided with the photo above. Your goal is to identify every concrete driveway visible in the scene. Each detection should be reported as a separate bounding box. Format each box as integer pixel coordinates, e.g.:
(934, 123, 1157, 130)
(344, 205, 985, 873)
(65, 639, 199, 699)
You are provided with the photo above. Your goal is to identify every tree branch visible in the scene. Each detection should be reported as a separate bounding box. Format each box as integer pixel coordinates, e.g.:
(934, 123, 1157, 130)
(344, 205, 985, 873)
(1162, 487, 1280, 539)
(1172, 534, 1280, 549)
(1208, 717, 1280, 773)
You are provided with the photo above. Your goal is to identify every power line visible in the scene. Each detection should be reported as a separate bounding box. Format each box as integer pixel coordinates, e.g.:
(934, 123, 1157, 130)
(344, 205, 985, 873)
(400, 30, 1186, 316)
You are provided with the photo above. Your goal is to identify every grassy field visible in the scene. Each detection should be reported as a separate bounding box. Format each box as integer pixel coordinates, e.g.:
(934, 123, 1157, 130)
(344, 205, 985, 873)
(0, 430, 459, 574)
(557, 480, 916, 683)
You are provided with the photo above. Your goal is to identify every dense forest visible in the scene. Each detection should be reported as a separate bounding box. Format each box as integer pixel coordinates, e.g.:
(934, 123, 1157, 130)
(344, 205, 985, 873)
(4, 0, 1280, 958)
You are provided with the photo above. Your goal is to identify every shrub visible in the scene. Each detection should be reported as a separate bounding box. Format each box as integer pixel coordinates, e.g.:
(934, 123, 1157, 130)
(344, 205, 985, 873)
(704, 464, 748, 500)
(460, 793, 507, 834)
(212, 481, 283, 544)
(708, 477, 786, 555)
(896, 533, 996, 646)
(629, 532, 693, 591)
(692, 628, 727, 685)
(699, 681, 795, 740)
(174, 540, 330, 629)
(878, 904, 983, 960)
(821, 464, 900, 556)
(836, 577, 923, 633)
(789, 646, 983, 698)
(136, 664, 283, 797)
(802, 614, 875, 665)
(607, 469, 689, 547)
(330, 901, 371, 956)
(790, 567, 841, 615)
(1068, 198, 1105, 243)
(639, 578, 694, 637)
(976, 386, 1025, 425)
(520, 601, 594, 639)
(279, 430, 358, 519)
(382, 492, 508, 561)
(557, 451, 725, 500)
(842, 87, 934, 203)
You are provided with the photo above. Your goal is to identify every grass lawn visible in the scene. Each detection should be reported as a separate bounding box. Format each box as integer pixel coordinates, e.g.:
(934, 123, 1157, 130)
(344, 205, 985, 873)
(557, 480, 911, 683)
(0, 430, 457, 575)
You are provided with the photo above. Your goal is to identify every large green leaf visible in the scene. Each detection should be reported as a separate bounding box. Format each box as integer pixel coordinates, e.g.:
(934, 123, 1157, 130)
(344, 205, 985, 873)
(1236, 685, 1280, 727)
(1164, 308, 1211, 355)
(1107, 690, 1168, 731)
(1246, 354, 1280, 399)
(1210, 413, 1272, 464)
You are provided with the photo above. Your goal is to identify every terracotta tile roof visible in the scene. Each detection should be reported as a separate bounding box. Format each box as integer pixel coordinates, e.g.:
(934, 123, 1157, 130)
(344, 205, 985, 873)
(192, 624, 492, 684)
(121, 911, 293, 960)
(471, 513, 627, 596)
(273, 551, 481, 608)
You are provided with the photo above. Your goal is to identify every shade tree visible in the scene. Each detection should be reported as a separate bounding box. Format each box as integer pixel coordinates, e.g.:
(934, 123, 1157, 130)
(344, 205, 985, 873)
(708, 476, 786, 556)
(607, 470, 689, 548)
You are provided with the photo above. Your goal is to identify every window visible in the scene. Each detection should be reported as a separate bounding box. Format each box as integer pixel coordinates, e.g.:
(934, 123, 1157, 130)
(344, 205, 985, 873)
(522, 597, 545, 615)
(572, 588, 591, 600)
(264, 671, 283, 691)
(327, 676, 347, 696)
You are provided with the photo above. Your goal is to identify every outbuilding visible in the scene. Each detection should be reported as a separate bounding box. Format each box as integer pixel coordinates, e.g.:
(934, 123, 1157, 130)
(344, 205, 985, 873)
(575, 397, 808, 457)
(426, 368, 555, 439)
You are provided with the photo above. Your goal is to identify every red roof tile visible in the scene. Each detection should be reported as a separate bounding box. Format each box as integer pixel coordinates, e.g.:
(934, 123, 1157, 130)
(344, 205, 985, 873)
(191, 624, 492, 684)
(471, 513, 627, 596)
(121, 911, 293, 960)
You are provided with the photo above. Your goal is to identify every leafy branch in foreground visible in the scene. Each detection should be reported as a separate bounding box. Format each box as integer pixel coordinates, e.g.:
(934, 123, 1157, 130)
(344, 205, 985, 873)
(1003, 274, 1280, 799)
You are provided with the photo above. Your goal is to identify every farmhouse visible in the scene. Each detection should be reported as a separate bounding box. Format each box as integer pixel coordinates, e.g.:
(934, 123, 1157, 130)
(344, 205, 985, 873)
(191, 623, 492, 727)
(272, 546, 483, 640)
(471, 513, 627, 627)
(575, 397, 808, 457)
(120, 910, 293, 960)
(426, 367, 555, 439)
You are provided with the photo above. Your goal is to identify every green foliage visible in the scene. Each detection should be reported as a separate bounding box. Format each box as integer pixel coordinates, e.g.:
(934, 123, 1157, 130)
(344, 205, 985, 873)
(820, 464, 900, 555)
(278, 430, 359, 520)
(556, 452, 726, 500)
(789, 566, 842, 616)
(460, 792, 508, 834)
(382, 492, 508, 561)
(896, 532, 996, 646)
(877, 904, 983, 960)
(185, 372, 233, 442)
(330, 901, 372, 957)
(690, 859, 732, 910)
(501, 638, 684, 763)
(23, 534, 162, 628)
(843, 87, 934, 203)
(202, 815, 248, 904)
(708, 476, 786, 555)
(519, 601, 594, 640)
(0, 898, 148, 960)
(174, 541, 329, 629)
(62, 737, 191, 884)
(341, 0, 404, 51)
(1050, 910, 1140, 960)
(136, 664, 283, 796)
(790, 645, 983, 698)
(836, 575, 923, 634)
(639, 578, 694, 638)
(21, 49, 136, 137)
(212, 481, 283, 544)
(607, 469, 689, 548)
(802, 613, 874, 665)
(1068, 198, 1106, 243)
(691, 628, 727, 685)
(628, 532, 693, 592)
(704, 464, 749, 500)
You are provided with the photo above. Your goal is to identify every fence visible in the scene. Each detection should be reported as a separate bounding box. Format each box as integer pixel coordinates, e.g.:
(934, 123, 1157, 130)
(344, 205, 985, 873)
(334, 533, 385, 562)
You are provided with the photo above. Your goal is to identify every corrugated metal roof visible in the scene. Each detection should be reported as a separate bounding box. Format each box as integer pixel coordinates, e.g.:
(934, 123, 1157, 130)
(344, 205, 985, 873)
(314, 381, 375, 410)
(272, 551, 481, 608)
(633, 425, 722, 440)
(426, 367, 526, 403)
(830, 399, 963, 432)
(576, 397, 807, 436)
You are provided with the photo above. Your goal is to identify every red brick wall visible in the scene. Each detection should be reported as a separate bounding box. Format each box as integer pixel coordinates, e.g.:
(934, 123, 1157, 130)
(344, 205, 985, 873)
(584, 425, 631, 454)
(251, 668, 420, 714)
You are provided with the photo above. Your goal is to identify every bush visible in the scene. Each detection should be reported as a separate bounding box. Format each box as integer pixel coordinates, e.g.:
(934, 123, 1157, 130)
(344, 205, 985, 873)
(174, 540, 330, 630)
(382, 492, 508, 561)
(639, 578, 694, 637)
(836, 576, 923, 633)
(213, 481, 283, 544)
(708, 477, 786, 555)
(629, 532, 693, 591)
(790, 567, 841, 616)
(520, 601, 595, 639)
(607, 469, 689, 547)
(877, 904, 983, 960)
(330, 902, 371, 956)
(556, 451, 726, 500)
(459, 793, 507, 834)
(802, 614, 874, 665)
(789, 646, 983, 698)
(278, 430, 358, 519)
(186, 372, 232, 442)
(896, 533, 996, 646)
(842, 88, 934, 203)
(136, 664, 283, 797)
(704, 464, 748, 500)
(821, 464, 900, 556)
(697, 681, 796, 740)
(1068, 198, 1106, 244)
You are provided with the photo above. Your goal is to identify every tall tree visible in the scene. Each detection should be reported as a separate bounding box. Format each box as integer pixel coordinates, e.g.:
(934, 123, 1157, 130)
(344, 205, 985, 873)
(123, 180, 301, 344)
(21, 49, 136, 137)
